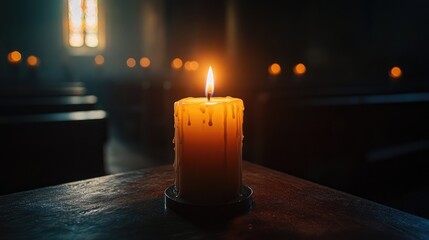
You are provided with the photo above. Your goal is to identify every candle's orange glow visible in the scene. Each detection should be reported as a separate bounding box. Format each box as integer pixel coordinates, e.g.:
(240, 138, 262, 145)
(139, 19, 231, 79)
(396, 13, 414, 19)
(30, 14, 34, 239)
(140, 57, 151, 68)
(94, 55, 104, 65)
(184, 60, 199, 71)
(27, 55, 39, 67)
(189, 61, 199, 71)
(126, 58, 136, 68)
(171, 58, 183, 70)
(294, 63, 306, 75)
(389, 66, 402, 79)
(268, 63, 281, 75)
(184, 61, 192, 71)
(205, 66, 214, 100)
(8, 51, 22, 63)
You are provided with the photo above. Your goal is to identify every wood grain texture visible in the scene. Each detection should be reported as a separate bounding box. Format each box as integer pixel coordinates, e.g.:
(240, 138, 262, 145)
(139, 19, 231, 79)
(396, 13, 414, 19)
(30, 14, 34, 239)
(0, 162, 428, 239)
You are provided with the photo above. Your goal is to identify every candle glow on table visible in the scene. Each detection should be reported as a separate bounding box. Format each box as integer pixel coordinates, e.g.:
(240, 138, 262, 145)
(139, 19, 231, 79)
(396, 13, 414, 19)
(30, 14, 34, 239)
(173, 67, 244, 204)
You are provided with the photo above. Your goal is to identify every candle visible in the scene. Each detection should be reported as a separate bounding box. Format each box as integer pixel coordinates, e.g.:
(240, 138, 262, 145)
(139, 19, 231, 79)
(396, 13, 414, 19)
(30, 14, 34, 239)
(173, 67, 244, 205)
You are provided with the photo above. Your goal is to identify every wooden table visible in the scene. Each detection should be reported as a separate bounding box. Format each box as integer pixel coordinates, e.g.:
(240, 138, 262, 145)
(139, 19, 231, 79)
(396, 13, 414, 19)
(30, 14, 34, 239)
(1, 162, 428, 239)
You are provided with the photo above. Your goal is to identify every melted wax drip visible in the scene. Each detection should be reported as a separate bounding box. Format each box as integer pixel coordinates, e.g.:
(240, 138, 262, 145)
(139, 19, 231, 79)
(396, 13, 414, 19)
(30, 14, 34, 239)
(208, 107, 213, 126)
(200, 106, 207, 124)
(187, 112, 191, 126)
(200, 106, 206, 114)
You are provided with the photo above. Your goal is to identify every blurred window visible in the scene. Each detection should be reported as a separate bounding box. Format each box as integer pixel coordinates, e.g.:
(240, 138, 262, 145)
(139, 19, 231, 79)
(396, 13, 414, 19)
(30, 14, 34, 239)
(68, 0, 99, 48)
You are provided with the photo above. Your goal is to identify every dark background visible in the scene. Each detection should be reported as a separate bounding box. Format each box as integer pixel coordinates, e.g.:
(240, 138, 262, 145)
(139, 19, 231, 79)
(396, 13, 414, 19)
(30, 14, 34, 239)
(1, 0, 429, 219)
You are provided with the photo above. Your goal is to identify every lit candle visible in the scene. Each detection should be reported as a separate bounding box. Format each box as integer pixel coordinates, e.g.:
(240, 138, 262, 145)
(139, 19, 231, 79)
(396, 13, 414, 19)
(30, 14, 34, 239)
(173, 66, 244, 205)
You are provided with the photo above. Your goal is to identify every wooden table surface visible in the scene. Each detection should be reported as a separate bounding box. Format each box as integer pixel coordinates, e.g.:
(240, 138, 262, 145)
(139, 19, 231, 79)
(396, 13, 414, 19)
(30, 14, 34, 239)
(1, 162, 428, 239)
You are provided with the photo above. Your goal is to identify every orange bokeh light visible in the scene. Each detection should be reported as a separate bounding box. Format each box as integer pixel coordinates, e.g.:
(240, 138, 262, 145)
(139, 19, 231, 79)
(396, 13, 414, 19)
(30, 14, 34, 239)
(184, 60, 199, 71)
(189, 61, 199, 71)
(293, 63, 306, 75)
(126, 58, 136, 68)
(27, 55, 39, 67)
(268, 63, 281, 75)
(184, 61, 192, 71)
(95, 55, 104, 65)
(8, 51, 22, 63)
(140, 57, 151, 68)
(389, 66, 402, 79)
(171, 58, 183, 70)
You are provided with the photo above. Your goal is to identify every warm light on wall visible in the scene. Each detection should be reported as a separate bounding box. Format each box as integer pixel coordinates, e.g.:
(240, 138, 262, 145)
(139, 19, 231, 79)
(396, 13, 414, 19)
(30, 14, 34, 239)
(293, 63, 306, 76)
(94, 55, 104, 65)
(268, 63, 281, 75)
(171, 58, 183, 70)
(27, 55, 39, 67)
(140, 57, 151, 68)
(68, 0, 98, 48)
(127, 58, 136, 68)
(389, 66, 402, 79)
(7, 51, 22, 63)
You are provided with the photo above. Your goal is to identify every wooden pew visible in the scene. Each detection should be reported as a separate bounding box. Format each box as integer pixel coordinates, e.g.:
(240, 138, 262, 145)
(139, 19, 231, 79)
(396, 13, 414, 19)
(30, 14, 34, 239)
(250, 90, 429, 217)
(0, 82, 86, 98)
(101, 79, 173, 161)
(0, 110, 108, 195)
(0, 95, 98, 115)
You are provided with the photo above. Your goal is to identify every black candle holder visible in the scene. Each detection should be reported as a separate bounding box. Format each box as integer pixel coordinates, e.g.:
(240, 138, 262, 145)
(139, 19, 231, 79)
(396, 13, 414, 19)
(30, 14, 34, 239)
(164, 185, 253, 218)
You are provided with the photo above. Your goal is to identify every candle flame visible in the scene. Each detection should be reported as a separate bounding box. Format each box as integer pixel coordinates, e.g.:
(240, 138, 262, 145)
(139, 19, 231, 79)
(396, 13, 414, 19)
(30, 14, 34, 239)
(205, 66, 214, 101)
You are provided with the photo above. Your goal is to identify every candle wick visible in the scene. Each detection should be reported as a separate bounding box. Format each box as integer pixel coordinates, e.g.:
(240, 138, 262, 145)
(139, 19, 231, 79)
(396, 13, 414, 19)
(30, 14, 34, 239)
(207, 95, 211, 102)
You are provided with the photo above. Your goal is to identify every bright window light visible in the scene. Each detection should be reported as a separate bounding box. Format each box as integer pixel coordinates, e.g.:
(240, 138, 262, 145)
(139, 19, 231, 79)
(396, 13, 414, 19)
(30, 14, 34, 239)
(68, 0, 98, 48)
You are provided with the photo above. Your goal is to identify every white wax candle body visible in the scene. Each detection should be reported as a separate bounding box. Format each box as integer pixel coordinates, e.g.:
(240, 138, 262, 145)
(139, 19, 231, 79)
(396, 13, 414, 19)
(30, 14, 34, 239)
(174, 97, 244, 204)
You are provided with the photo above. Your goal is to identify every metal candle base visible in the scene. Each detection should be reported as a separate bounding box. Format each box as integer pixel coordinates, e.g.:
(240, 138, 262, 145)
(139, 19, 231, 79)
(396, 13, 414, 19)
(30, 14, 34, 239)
(164, 185, 253, 218)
